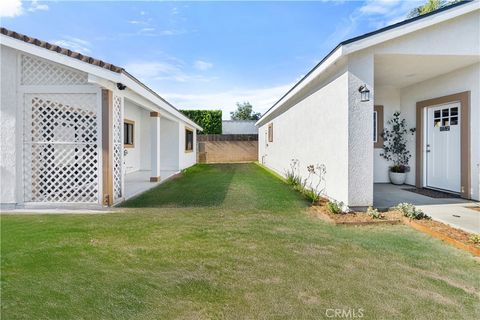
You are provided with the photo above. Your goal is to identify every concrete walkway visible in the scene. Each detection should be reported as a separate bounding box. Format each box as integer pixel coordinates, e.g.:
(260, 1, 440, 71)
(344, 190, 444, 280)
(374, 183, 480, 234)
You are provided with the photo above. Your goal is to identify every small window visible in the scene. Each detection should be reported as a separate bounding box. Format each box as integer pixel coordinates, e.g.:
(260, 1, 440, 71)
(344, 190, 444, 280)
(268, 123, 273, 142)
(373, 105, 384, 148)
(434, 110, 441, 118)
(442, 108, 449, 117)
(185, 128, 194, 152)
(124, 120, 134, 148)
(450, 117, 458, 126)
(450, 107, 458, 116)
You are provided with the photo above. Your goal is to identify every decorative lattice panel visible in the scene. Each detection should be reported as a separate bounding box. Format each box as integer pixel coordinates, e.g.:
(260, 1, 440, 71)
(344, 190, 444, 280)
(112, 95, 123, 201)
(24, 93, 100, 203)
(21, 55, 88, 86)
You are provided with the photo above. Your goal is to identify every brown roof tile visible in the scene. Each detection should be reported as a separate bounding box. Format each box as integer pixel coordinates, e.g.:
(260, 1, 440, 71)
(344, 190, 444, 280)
(1, 27, 124, 73)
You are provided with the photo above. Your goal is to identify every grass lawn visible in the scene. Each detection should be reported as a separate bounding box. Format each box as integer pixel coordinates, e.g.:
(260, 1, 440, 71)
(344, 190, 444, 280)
(1, 164, 479, 319)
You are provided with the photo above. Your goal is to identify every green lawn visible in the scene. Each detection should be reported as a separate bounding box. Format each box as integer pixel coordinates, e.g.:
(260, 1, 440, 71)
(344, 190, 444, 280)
(1, 164, 479, 319)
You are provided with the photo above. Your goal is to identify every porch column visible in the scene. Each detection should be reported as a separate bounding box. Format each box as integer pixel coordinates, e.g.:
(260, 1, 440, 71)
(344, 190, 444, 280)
(150, 112, 161, 182)
(347, 52, 374, 209)
(102, 89, 114, 206)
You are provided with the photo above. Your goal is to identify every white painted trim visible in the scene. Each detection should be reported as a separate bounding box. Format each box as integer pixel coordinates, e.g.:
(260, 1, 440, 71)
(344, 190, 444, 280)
(19, 85, 99, 94)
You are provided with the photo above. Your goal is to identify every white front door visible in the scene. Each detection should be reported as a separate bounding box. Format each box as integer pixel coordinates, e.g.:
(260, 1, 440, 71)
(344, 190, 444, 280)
(426, 102, 461, 192)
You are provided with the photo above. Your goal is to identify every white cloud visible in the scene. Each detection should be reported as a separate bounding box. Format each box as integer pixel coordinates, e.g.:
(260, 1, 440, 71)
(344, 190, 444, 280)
(0, 0, 23, 17)
(1, 0, 49, 18)
(359, 0, 400, 15)
(328, 0, 423, 46)
(125, 60, 216, 83)
(28, 0, 48, 12)
(194, 60, 213, 71)
(162, 83, 295, 118)
(52, 37, 91, 54)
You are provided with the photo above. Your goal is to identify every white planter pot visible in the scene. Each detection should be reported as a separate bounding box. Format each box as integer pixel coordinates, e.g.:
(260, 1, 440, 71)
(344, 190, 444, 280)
(389, 171, 407, 185)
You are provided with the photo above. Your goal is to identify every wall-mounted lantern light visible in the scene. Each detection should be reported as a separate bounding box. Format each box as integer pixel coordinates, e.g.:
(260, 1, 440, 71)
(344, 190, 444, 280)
(358, 84, 370, 102)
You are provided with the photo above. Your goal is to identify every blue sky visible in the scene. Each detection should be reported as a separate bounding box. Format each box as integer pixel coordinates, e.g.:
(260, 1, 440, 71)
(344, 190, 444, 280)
(1, 0, 423, 118)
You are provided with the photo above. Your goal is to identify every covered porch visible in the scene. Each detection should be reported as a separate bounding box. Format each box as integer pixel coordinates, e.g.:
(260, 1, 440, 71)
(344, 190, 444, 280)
(372, 52, 479, 203)
(119, 98, 182, 203)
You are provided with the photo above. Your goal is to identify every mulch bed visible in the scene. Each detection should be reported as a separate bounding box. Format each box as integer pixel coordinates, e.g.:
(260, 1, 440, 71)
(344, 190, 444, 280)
(402, 187, 460, 198)
(403, 218, 480, 256)
(310, 200, 480, 256)
(310, 205, 402, 225)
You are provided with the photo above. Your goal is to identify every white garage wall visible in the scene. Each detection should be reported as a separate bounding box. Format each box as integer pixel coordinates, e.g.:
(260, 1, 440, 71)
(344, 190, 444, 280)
(259, 70, 351, 205)
(160, 117, 179, 171)
(400, 63, 480, 200)
(0, 46, 18, 205)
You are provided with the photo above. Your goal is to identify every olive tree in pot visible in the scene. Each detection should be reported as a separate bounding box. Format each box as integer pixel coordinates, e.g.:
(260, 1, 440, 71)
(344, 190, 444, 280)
(380, 112, 416, 185)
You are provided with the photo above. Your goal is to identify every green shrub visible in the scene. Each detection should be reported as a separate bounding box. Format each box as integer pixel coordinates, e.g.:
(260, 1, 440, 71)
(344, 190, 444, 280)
(469, 234, 480, 245)
(396, 203, 429, 220)
(303, 188, 320, 204)
(367, 206, 381, 219)
(180, 110, 222, 134)
(326, 200, 343, 214)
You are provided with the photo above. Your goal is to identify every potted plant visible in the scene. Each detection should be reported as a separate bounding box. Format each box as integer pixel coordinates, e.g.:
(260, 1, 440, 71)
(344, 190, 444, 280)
(380, 112, 415, 185)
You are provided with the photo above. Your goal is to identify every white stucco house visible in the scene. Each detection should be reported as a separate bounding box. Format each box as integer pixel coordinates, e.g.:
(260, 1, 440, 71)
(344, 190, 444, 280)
(0, 28, 201, 209)
(257, 2, 480, 209)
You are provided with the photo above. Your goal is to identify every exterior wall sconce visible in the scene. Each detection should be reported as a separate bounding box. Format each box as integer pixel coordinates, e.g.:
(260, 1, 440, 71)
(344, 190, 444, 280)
(358, 84, 370, 102)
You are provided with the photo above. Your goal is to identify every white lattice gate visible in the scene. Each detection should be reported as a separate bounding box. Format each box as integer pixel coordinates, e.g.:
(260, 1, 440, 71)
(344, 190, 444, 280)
(23, 93, 101, 203)
(112, 95, 124, 202)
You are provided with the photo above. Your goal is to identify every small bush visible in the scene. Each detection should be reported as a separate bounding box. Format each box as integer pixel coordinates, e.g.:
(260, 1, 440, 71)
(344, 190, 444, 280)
(303, 188, 320, 204)
(469, 234, 480, 245)
(396, 203, 429, 220)
(326, 200, 343, 214)
(286, 172, 301, 187)
(367, 206, 381, 219)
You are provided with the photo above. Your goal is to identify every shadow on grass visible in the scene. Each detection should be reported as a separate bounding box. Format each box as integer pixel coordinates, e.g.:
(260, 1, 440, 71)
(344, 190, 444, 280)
(120, 164, 235, 208)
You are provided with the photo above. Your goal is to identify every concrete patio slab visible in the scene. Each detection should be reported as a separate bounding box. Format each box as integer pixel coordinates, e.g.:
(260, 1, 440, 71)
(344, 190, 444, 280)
(124, 170, 178, 201)
(374, 183, 479, 234)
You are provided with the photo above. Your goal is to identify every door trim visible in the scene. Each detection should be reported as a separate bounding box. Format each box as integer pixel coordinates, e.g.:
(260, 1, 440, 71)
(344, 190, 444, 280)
(415, 91, 470, 199)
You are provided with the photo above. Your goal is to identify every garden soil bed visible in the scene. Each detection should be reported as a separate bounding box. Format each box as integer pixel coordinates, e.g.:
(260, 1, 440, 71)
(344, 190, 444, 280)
(310, 205, 402, 225)
(310, 202, 480, 256)
(403, 218, 480, 256)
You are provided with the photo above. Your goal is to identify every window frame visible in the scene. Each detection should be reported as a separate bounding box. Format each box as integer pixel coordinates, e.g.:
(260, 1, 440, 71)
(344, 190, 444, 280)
(124, 119, 135, 148)
(268, 123, 273, 142)
(373, 105, 384, 149)
(185, 128, 194, 152)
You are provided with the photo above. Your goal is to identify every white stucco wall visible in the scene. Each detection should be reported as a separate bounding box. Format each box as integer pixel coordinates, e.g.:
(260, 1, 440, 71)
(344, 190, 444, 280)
(347, 52, 374, 207)
(259, 70, 351, 205)
(178, 123, 197, 170)
(373, 10, 479, 56)
(160, 117, 180, 171)
(399, 63, 480, 200)
(124, 100, 151, 173)
(0, 45, 18, 205)
(222, 120, 257, 134)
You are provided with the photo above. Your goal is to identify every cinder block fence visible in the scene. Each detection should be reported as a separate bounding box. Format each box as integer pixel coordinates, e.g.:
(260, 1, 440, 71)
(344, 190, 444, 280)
(197, 134, 258, 163)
